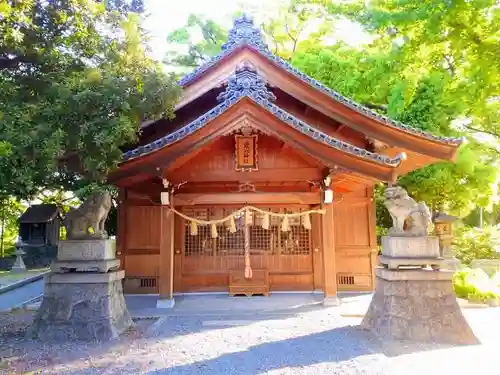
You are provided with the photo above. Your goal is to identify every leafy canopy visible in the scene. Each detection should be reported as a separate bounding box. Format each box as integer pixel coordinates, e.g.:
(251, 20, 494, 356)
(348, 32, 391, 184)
(0, 0, 181, 200)
(294, 0, 500, 215)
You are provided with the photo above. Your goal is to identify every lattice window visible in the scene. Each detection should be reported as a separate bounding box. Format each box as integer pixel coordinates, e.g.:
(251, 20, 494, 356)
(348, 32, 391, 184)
(184, 225, 214, 256)
(280, 225, 310, 255)
(216, 227, 244, 255)
(183, 207, 311, 256)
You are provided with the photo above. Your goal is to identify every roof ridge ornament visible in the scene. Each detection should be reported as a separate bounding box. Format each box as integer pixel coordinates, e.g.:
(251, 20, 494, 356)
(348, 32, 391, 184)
(216, 63, 276, 103)
(221, 13, 269, 51)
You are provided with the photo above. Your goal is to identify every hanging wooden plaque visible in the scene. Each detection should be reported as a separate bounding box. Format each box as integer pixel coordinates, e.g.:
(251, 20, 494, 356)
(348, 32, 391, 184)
(235, 134, 258, 171)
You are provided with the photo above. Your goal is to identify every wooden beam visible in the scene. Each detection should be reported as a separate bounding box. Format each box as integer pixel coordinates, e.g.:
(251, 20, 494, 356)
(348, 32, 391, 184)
(158, 204, 175, 307)
(169, 167, 322, 184)
(321, 203, 338, 304)
(335, 124, 347, 134)
(174, 192, 321, 206)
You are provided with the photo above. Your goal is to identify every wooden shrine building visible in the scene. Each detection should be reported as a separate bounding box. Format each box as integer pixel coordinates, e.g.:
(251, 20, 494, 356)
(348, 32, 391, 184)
(19, 204, 61, 247)
(109, 15, 463, 307)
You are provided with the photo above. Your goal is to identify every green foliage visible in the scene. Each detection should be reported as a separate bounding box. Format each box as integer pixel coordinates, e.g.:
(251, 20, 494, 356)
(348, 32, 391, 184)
(0, 197, 26, 257)
(317, 0, 500, 141)
(374, 183, 390, 246)
(452, 268, 500, 303)
(398, 144, 498, 216)
(291, 2, 499, 216)
(164, 3, 334, 70)
(165, 14, 227, 70)
(0, 1, 181, 200)
(452, 225, 500, 265)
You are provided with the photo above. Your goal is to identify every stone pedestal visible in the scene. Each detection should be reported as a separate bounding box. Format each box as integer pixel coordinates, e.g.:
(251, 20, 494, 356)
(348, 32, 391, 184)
(30, 239, 133, 341)
(56, 239, 115, 261)
(379, 236, 444, 270)
(361, 267, 478, 344)
(11, 249, 27, 273)
(381, 236, 440, 258)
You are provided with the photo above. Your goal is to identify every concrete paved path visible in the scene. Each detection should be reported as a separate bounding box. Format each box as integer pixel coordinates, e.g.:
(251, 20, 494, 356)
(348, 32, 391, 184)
(127, 293, 326, 318)
(0, 278, 44, 311)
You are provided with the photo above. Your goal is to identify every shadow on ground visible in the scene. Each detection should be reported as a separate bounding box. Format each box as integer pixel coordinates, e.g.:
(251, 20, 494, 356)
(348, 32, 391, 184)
(0, 292, 487, 375)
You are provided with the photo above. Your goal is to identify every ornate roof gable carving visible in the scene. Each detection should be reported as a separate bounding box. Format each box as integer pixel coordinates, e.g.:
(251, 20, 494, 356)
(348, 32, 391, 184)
(216, 63, 276, 103)
(179, 14, 463, 146)
(221, 14, 269, 52)
(123, 66, 405, 168)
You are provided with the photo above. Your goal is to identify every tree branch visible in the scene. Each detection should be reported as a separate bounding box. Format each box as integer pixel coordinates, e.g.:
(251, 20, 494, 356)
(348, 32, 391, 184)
(464, 125, 499, 139)
(444, 55, 456, 77)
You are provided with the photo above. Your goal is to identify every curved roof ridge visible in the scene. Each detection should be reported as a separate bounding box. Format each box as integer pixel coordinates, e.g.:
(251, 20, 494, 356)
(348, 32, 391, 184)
(123, 65, 404, 167)
(178, 15, 463, 147)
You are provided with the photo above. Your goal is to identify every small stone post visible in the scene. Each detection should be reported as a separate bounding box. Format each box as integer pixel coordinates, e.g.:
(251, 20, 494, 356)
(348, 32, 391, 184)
(361, 186, 478, 344)
(11, 236, 27, 273)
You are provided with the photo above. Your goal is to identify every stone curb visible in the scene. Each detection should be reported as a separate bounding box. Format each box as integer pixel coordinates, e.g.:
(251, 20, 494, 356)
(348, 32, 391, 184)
(0, 270, 50, 295)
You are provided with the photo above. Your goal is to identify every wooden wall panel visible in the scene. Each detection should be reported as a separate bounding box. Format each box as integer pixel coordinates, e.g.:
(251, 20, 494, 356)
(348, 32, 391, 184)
(334, 188, 375, 291)
(170, 135, 322, 183)
(125, 206, 161, 250)
(336, 254, 371, 272)
(334, 201, 370, 247)
(123, 205, 162, 294)
(269, 273, 314, 291)
(125, 255, 160, 276)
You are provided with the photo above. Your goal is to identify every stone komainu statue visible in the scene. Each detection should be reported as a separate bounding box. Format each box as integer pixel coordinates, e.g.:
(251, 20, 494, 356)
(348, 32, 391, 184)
(63, 191, 112, 240)
(384, 186, 432, 237)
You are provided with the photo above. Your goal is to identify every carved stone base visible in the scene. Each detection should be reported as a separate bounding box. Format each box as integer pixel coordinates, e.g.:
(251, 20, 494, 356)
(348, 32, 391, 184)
(51, 259, 120, 273)
(323, 296, 340, 306)
(29, 271, 133, 341)
(381, 236, 440, 258)
(157, 298, 175, 309)
(379, 255, 445, 270)
(361, 268, 478, 344)
(57, 239, 115, 261)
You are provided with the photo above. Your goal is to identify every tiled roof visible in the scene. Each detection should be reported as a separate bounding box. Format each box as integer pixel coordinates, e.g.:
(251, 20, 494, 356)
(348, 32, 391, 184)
(178, 14, 463, 146)
(123, 64, 406, 168)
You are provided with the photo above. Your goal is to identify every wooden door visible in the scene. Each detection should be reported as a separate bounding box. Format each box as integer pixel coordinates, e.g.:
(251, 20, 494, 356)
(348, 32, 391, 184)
(178, 206, 314, 292)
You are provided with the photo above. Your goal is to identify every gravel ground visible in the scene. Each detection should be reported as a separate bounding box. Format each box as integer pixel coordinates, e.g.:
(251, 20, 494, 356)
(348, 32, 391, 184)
(1, 305, 499, 375)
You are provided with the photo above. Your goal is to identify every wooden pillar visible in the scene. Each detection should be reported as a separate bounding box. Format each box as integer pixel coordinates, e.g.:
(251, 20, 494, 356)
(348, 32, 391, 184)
(116, 189, 127, 272)
(367, 187, 377, 290)
(157, 202, 175, 308)
(321, 202, 338, 305)
(311, 206, 323, 291)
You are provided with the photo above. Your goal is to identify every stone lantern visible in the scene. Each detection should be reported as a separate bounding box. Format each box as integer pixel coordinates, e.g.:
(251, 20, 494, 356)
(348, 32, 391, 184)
(11, 236, 27, 273)
(433, 212, 461, 270)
